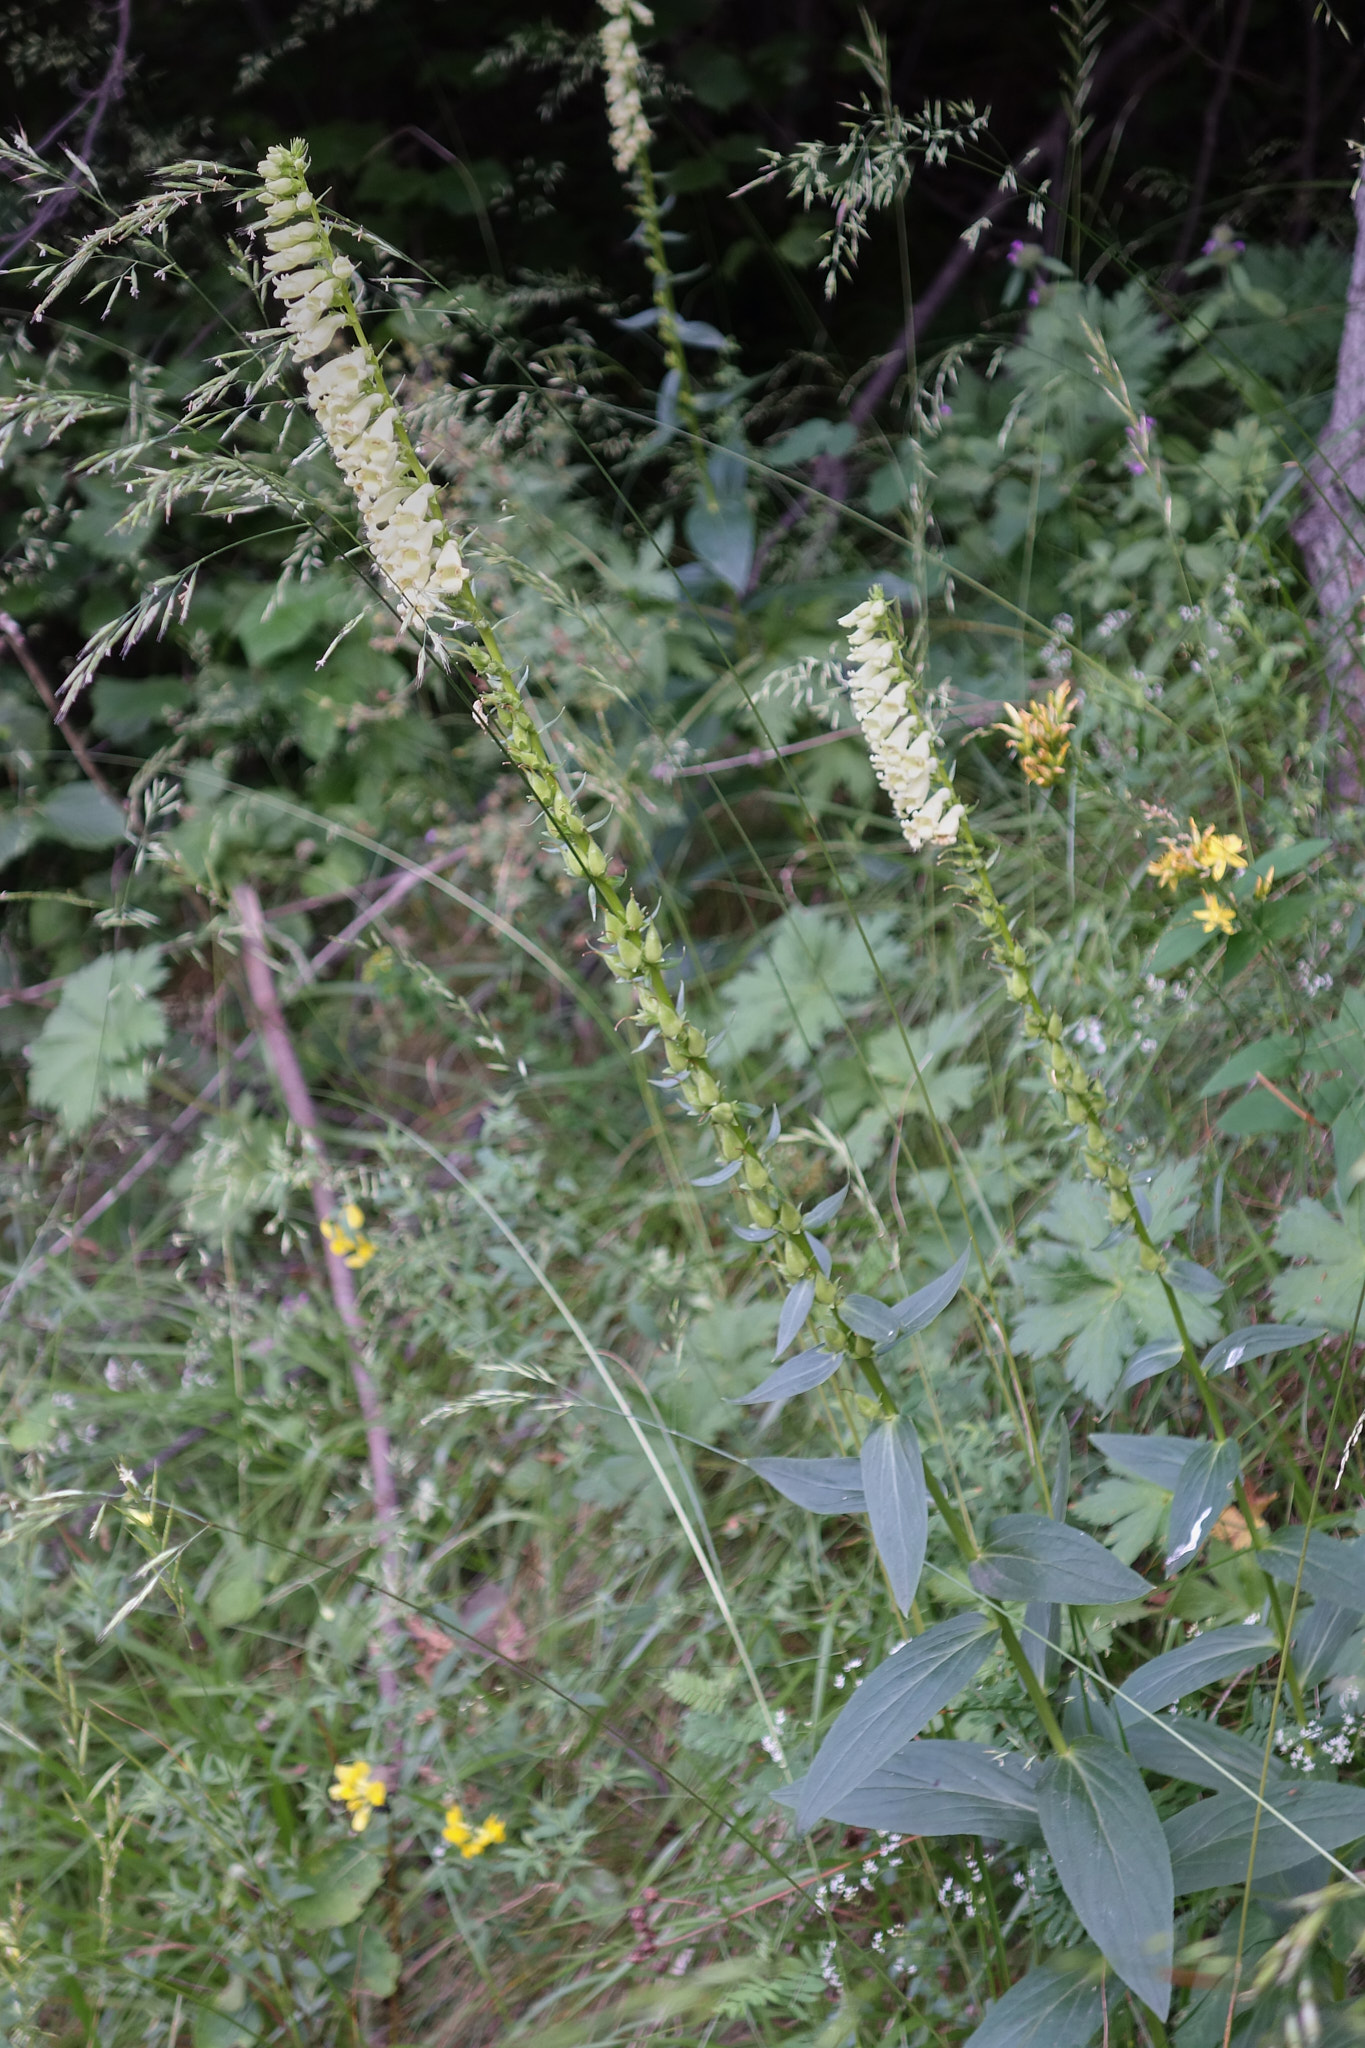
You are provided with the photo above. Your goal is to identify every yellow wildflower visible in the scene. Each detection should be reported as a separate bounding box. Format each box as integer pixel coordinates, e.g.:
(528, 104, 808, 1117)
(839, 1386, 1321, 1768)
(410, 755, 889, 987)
(320, 1204, 376, 1269)
(1147, 818, 1248, 891)
(329, 1758, 387, 1832)
(1192, 892, 1237, 936)
(442, 1802, 506, 1857)
(1253, 866, 1274, 901)
(993, 682, 1077, 788)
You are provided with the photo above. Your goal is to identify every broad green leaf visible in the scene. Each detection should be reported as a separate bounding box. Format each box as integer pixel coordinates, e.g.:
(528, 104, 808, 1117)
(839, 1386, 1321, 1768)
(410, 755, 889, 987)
(1229, 838, 1332, 897)
(1165, 1781, 1365, 1892)
(26, 945, 169, 1134)
(8, 1399, 57, 1451)
(795, 1735, 1043, 1842)
(860, 1413, 928, 1613)
(1115, 1622, 1277, 1714)
(1121, 1712, 1284, 1795)
(1013, 1171, 1221, 1401)
(684, 496, 754, 594)
(1259, 1528, 1365, 1614)
(736, 1347, 843, 1405)
(716, 905, 909, 1070)
(1150, 916, 1212, 974)
(1022, 1599, 1062, 1687)
(965, 1955, 1105, 2048)
(1165, 1439, 1241, 1574)
(292, 1843, 383, 1931)
(1217, 1090, 1304, 1137)
(1270, 1199, 1365, 1333)
(0, 806, 40, 871)
(38, 781, 127, 849)
(1200, 1035, 1300, 1095)
(795, 1613, 997, 1832)
(1202, 1323, 1323, 1374)
(1037, 1736, 1173, 2018)
(1291, 1598, 1359, 1687)
(208, 1560, 265, 1629)
(352, 1924, 400, 1996)
(90, 675, 190, 740)
(748, 1457, 865, 1513)
(1090, 1432, 1204, 1491)
(968, 1515, 1150, 1606)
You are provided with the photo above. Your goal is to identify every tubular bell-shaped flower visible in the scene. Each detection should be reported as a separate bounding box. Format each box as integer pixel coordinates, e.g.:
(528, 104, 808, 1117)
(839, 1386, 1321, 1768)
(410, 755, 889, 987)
(252, 143, 470, 636)
(840, 594, 964, 852)
(599, 0, 655, 177)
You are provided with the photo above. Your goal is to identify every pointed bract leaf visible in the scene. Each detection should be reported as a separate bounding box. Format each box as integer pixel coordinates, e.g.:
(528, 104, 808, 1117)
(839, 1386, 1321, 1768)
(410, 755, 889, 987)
(1115, 1622, 1278, 1714)
(1037, 1737, 1173, 2018)
(1165, 1439, 1241, 1574)
(1166, 1781, 1365, 1893)
(969, 1516, 1150, 1606)
(1202, 1323, 1324, 1375)
(691, 1159, 743, 1186)
(888, 1247, 972, 1338)
(1259, 1528, 1365, 1614)
(749, 1456, 865, 1514)
(736, 1347, 843, 1406)
(796, 1613, 998, 1832)
(775, 1277, 816, 1357)
(860, 1413, 928, 1613)
(803, 1186, 848, 1229)
(803, 1736, 1043, 1844)
(965, 1955, 1106, 2048)
(1117, 1338, 1185, 1392)
(841, 1294, 902, 1345)
(1167, 1257, 1224, 1301)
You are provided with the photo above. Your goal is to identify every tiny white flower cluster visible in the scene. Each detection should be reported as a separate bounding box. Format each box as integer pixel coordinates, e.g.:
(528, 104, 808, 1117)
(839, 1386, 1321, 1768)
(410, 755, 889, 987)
(760, 1707, 789, 1766)
(600, 0, 654, 176)
(254, 143, 470, 633)
(840, 596, 964, 853)
(1274, 1708, 1361, 1774)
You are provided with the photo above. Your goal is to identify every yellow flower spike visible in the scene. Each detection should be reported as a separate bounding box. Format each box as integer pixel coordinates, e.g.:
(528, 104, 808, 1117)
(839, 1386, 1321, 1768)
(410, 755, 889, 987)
(1193, 892, 1237, 936)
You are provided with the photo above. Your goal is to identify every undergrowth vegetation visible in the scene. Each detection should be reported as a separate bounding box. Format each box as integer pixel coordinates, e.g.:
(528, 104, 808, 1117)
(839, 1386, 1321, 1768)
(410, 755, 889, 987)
(2, 9, 1365, 2047)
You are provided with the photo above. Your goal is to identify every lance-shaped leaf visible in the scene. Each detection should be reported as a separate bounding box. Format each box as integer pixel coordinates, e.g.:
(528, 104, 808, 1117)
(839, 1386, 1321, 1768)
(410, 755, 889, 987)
(1090, 1431, 1204, 1492)
(1292, 1598, 1360, 1687)
(1120, 1712, 1285, 1795)
(1165, 1780, 1365, 1893)
(1259, 1528, 1365, 1614)
(804, 1185, 848, 1229)
(841, 1294, 902, 1345)
(969, 1515, 1150, 1606)
(774, 1277, 816, 1357)
(965, 1954, 1106, 2048)
(748, 1456, 864, 1514)
(1114, 1622, 1278, 1715)
(1202, 1323, 1324, 1375)
(795, 1612, 998, 1832)
(736, 1347, 843, 1406)
(1165, 1439, 1241, 1574)
(888, 1247, 972, 1338)
(1023, 1599, 1062, 1690)
(861, 1413, 928, 1613)
(1038, 1736, 1173, 2019)
(1117, 1338, 1184, 1392)
(792, 1736, 1043, 1844)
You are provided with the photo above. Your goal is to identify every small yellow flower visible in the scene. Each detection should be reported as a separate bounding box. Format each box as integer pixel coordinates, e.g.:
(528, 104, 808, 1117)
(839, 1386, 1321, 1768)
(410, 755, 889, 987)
(1148, 818, 1248, 891)
(442, 1802, 506, 1857)
(993, 682, 1077, 788)
(1192, 892, 1237, 936)
(329, 1759, 386, 1832)
(320, 1206, 376, 1269)
(1253, 866, 1274, 902)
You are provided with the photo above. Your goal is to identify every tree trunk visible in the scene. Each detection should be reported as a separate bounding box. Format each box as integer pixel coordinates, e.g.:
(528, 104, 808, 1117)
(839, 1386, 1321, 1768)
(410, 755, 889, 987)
(1293, 176, 1365, 773)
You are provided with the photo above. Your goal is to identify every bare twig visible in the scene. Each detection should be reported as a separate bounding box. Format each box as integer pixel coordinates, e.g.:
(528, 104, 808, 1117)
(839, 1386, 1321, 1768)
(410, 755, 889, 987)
(0, 0, 133, 273)
(233, 881, 403, 1711)
(0, 612, 122, 802)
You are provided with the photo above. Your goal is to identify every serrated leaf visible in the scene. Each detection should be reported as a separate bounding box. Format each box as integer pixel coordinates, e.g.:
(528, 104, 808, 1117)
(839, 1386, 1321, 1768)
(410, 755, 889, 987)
(748, 1456, 865, 1513)
(1116, 1338, 1184, 1392)
(27, 945, 169, 1135)
(968, 1515, 1150, 1606)
(735, 1347, 843, 1405)
(1165, 1439, 1241, 1574)
(1090, 1432, 1204, 1491)
(1202, 1323, 1324, 1374)
(1115, 1622, 1278, 1714)
(841, 1294, 902, 1344)
(800, 1735, 1043, 1844)
(1037, 1737, 1173, 2018)
(716, 905, 908, 1070)
(774, 1277, 816, 1356)
(292, 1844, 383, 1931)
(1271, 1198, 1365, 1333)
(795, 1613, 997, 1832)
(1200, 1036, 1300, 1095)
(352, 1924, 400, 1996)
(860, 1413, 928, 1613)
(1165, 1781, 1365, 1893)
(965, 1955, 1105, 2048)
(888, 1247, 971, 1338)
(1258, 1528, 1365, 1613)
(1071, 1475, 1170, 1563)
